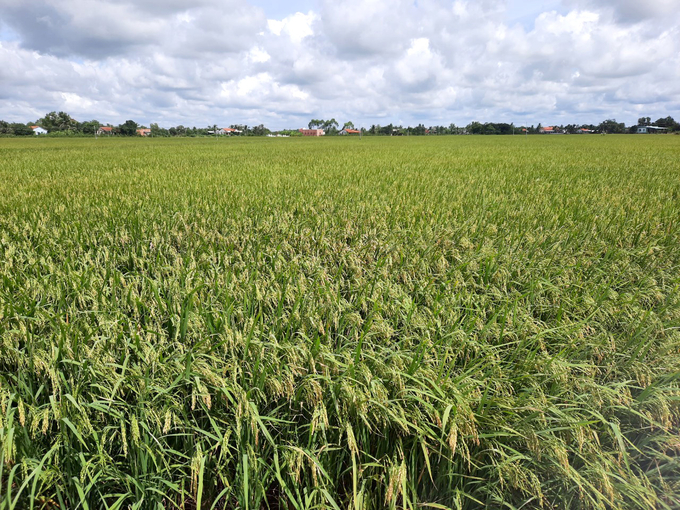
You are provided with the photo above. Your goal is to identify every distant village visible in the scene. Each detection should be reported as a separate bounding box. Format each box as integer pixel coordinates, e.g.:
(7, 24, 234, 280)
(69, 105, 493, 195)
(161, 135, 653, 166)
(1, 112, 678, 137)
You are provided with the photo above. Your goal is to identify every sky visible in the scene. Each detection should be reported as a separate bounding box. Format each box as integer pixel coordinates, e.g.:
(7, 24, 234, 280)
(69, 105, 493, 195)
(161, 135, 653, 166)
(0, 0, 678, 130)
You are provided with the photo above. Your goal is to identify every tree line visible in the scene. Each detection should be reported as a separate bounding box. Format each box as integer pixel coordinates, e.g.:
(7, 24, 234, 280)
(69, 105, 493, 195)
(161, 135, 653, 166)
(1, 111, 678, 137)
(0, 112, 275, 137)
(364, 116, 679, 135)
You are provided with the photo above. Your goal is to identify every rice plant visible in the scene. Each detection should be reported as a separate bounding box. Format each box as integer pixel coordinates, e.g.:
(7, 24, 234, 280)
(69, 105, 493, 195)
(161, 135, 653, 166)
(1, 135, 679, 509)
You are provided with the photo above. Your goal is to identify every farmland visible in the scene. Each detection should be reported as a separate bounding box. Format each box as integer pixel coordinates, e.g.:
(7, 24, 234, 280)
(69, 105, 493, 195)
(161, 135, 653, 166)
(1, 135, 679, 509)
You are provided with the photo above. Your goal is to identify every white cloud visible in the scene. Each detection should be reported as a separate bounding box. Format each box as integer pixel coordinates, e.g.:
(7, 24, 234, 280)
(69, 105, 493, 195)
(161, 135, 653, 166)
(268, 12, 316, 43)
(267, 19, 284, 36)
(0, 0, 678, 128)
(564, 0, 677, 24)
(535, 10, 599, 35)
(248, 46, 271, 63)
(393, 38, 446, 91)
(320, 0, 418, 57)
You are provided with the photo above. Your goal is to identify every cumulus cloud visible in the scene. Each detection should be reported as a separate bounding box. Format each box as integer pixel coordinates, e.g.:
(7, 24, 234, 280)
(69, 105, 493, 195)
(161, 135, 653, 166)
(392, 38, 447, 92)
(564, 0, 677, 24)
(0, 0, 678, 128)
(267, 12, 316, 43)
(320, 0, 419, 57)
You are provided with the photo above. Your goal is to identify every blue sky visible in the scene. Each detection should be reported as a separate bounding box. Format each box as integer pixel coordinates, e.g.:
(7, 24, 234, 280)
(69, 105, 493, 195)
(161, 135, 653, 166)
(506, 0, 564, 28)
(250, 0, 317, 19)
(0, 0, 678, 129)
(253, 0, 567, 30)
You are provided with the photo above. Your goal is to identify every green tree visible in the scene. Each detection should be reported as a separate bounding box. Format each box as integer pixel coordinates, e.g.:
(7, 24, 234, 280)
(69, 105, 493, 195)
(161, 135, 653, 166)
(483, 123, 498, 135)
(80, 120, 101, 135)
(150, 123, 169, 137)
(599, 119, 625, 134)
(10, 123, 34, 136)
(39, 111, 77, 132)
(252, 124, 270, 136)
(118, 120, 138, 136)
(342, 121, 355, 131)
(653, 116, 678, 131)
(322, 119, 339, 134)
(380, 123, 394, 136)
(467, 121, 484, 134)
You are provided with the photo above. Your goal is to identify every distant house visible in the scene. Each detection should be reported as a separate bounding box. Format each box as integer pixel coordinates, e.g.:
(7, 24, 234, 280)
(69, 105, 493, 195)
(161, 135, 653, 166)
(539, 126, 558, 134)
(576, 128, 594, 134)
(136, 128, 151, 137)
(97, 126, 114, 136)
(30, 126, 48, 135)
(210, 128, 241, 135)
(636, 126, 668, 134)
(299, 128, 325, 137)
(339, 129, 361, 135)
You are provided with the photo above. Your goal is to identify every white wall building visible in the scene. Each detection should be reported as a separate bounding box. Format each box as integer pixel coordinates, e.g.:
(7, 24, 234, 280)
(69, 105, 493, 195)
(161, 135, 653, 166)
(637, 126, 668, 134)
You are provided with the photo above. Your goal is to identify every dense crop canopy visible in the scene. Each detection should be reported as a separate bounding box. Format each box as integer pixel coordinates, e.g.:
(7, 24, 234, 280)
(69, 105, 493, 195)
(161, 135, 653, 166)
(1, 136, 679, 509)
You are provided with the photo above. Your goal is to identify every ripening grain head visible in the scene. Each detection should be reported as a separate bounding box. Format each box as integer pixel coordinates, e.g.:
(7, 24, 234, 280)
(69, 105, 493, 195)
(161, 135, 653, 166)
(0, 135, 679, 509)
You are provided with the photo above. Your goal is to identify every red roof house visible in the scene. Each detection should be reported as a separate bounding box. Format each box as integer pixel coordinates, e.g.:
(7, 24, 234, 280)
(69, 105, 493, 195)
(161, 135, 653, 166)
(299, 128, 325, 137)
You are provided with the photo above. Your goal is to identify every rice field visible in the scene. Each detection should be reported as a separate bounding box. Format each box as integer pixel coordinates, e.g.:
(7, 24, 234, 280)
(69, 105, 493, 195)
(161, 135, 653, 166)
(1, 135, 679, 510)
